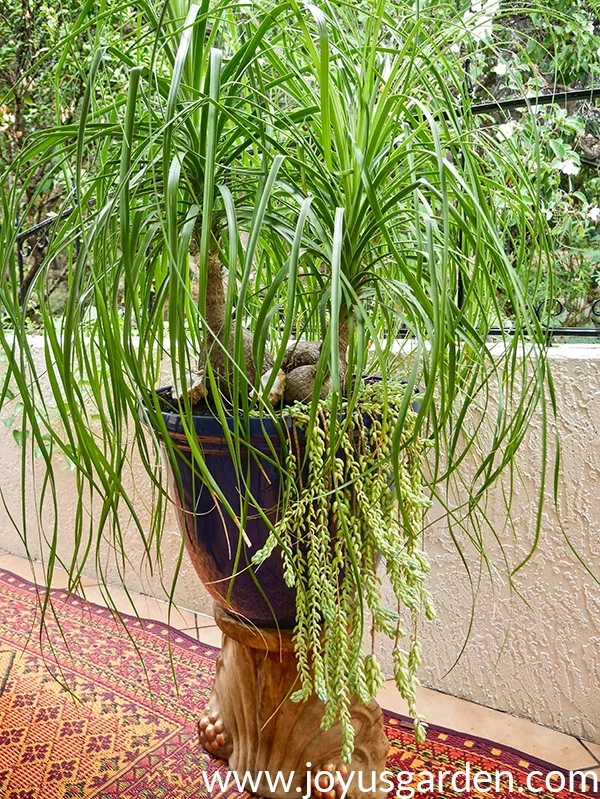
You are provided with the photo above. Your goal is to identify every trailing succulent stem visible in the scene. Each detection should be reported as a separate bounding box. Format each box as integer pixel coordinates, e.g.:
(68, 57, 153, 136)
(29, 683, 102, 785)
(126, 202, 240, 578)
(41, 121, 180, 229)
(252, 380, 435, 761)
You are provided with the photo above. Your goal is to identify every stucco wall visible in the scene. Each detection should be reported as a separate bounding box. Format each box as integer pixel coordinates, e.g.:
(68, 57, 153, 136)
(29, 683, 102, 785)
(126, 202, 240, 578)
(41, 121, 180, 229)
(0, 341, 598, 742)
(404, 344, 600, 744)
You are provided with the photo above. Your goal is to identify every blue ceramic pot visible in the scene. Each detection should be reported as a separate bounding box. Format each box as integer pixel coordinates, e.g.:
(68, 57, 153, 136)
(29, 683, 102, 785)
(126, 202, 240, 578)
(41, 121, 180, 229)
(158, 399, 299, 628)
(153, 382, 422, 629)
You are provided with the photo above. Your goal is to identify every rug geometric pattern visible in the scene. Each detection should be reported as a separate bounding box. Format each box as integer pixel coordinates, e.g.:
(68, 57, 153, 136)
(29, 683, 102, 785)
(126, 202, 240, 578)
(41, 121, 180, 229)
(0, 568, 596, 798)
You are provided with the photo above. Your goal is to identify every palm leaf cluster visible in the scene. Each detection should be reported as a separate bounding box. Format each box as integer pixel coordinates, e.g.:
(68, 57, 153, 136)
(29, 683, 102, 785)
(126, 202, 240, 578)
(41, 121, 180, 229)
(0, 0, 556, 738)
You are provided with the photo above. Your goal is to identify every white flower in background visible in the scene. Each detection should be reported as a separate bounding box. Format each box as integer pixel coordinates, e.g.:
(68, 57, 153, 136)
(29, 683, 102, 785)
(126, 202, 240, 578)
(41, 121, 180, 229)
(557, 159, 580, 176)
(464, 0, 500, 41)
(0, 105, 15, 134)
(469, 15, 494, 41)
(381, 57, 392, 83)
(497, 120, 517, 140)
(588, 206, 600, 223)
(493, 61, 507, 76)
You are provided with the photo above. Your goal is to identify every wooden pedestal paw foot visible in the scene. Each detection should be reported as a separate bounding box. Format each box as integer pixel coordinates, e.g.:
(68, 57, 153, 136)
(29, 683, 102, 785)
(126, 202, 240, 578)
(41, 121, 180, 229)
(197, 605, 389, 799)
(198, 702, 233, 759)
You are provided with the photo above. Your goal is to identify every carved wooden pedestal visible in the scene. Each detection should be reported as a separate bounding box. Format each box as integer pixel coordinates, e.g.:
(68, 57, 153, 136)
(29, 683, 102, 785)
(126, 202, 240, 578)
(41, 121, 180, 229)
(198, 604, 389, 799)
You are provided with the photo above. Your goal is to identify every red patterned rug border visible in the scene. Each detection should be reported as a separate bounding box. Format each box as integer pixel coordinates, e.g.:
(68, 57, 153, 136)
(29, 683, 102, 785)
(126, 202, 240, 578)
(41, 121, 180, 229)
(0, 564, 591, 780)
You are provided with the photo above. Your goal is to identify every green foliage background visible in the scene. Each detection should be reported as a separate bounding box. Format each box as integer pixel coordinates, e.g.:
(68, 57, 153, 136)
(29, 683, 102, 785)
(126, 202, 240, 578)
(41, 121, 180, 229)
(468, 0, 600, 322)
(3, 1, 600, 322)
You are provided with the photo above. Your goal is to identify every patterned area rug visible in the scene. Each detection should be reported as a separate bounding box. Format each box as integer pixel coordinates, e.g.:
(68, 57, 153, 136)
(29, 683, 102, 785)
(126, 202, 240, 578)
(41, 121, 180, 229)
(0, 567, 596, 799)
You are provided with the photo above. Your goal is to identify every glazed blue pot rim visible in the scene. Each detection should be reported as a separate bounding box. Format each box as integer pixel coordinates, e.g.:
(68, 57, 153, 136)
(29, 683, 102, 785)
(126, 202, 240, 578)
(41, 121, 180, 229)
(142, 380, 423, 441)
(143, 386, 299, 441)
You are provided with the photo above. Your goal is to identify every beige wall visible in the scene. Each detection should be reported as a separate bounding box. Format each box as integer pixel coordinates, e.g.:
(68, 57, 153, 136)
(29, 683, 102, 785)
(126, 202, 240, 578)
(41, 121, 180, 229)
(0, 341, 599, 742)
(404, 344, 600, 744)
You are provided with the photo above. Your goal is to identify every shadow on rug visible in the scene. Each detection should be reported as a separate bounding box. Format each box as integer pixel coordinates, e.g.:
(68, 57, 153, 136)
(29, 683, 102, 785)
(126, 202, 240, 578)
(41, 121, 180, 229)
(0, 568, 596, 798)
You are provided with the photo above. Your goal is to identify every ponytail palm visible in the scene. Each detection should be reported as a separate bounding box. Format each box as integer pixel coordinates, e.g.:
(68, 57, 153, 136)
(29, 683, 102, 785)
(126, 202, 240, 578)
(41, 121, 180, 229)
(1, 0, 555, 758)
